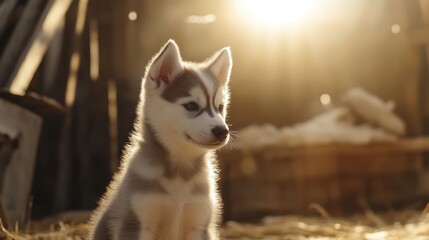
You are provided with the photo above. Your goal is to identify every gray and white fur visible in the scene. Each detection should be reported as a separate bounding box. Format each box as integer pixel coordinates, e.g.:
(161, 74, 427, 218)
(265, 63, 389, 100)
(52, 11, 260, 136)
(88, 39, 233, 240)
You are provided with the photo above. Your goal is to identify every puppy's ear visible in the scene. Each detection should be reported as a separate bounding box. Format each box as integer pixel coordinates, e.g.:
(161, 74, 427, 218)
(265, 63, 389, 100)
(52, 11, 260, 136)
(148, 39, 183, 88)
(206, 47, 232, 85)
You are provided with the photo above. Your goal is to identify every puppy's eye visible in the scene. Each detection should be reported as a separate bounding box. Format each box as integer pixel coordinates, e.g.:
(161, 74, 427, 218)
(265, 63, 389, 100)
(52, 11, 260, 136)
(183, 102, 200, 112)
(218, 104, 224, 113)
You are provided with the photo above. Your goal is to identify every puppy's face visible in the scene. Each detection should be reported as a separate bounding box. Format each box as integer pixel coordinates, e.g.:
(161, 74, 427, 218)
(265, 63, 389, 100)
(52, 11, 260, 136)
(144, 40, 232, 150)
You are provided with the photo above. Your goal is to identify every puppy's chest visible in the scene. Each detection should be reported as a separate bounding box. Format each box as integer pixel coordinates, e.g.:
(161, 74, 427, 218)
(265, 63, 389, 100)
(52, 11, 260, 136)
(130, 163, 210, 200)
(160, 175, 209, 202)
(130, 174, 211, 220)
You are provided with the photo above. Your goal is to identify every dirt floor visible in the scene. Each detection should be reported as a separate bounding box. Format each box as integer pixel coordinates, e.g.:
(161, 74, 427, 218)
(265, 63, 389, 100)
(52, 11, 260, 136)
(2, 207, 429, 239)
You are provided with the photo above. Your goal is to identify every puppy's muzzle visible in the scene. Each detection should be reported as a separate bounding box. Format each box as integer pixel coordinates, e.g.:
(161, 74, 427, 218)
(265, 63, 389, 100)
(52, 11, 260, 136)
(211, 126, 229, 141)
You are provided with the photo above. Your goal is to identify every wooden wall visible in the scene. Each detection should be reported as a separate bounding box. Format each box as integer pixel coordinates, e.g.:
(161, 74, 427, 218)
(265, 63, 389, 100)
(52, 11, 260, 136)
(109, 0, 428, 136)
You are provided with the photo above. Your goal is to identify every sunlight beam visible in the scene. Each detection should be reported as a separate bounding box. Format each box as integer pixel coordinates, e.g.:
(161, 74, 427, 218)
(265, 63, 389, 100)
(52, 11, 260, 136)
(235, 0, 318, 28)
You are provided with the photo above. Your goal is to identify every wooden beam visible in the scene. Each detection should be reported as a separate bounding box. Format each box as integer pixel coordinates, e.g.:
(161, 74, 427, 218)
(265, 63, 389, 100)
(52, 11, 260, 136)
(43, 20, 65, 95)
(7, 0, 73, 94)
(0, 0, 46, 87)
(0, 0, 19, 40)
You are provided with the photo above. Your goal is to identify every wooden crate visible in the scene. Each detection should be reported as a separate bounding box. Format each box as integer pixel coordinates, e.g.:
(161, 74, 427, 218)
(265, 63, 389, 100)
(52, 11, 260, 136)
(0, 98, 42, 227)
(219, 138, 429, 221)
(0, 92, 63, 228)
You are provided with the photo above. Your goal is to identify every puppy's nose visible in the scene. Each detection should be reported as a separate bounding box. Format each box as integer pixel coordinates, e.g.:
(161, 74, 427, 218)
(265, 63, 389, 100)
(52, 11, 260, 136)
(212, 126, 229, 140)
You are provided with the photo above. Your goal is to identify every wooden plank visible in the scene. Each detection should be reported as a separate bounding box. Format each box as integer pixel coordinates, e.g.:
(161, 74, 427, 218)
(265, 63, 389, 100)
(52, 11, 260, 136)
(221, 137, 429, 161)
(0, 91, 64, 116)
(55, 0, 90, 210)
(7, 0, 73, 94)
(0, 99, 42, 228)
(0, 0, 46, 87)
(0, 0, 19, 40)
(43, 19, 65, 95)
(46, 0, 79, 104)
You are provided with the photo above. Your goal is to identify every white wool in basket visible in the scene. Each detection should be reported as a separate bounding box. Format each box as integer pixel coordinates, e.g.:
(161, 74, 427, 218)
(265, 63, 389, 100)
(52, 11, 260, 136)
(341, 88, 406, 136)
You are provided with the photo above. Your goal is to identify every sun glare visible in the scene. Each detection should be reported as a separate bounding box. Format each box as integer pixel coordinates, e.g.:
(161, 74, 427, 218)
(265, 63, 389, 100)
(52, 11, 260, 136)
(236, 0, 317, 28)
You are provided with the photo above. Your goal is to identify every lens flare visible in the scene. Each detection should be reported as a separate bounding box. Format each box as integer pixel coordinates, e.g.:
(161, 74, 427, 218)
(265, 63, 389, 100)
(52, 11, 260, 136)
(128, 11, 137, 21)
(391, 24, 400, 34)
(320, 94, 331, 106)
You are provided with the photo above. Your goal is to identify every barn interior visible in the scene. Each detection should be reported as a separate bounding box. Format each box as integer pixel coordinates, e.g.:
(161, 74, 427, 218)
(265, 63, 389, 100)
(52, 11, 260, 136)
(1, 0, 429, 239)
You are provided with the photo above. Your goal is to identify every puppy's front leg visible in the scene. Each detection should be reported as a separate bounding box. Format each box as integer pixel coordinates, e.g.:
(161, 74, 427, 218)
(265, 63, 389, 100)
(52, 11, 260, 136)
(117, 209, 143, 240)
(182, 202, 214, 240)
(184, 229, 209, 240)
(132, 195, 167, 240)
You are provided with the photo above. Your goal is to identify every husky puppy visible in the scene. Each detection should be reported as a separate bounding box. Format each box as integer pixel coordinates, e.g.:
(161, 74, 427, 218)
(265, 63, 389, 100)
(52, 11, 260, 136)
(88, 40, 232, 240)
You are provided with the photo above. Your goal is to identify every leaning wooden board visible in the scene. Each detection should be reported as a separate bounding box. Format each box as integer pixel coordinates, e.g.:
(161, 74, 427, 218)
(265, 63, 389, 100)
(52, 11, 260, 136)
(0, 98, 42, 227)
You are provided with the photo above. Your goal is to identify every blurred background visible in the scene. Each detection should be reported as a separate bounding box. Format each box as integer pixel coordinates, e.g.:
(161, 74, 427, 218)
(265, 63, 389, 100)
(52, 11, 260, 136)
(0, 0, 429, 229)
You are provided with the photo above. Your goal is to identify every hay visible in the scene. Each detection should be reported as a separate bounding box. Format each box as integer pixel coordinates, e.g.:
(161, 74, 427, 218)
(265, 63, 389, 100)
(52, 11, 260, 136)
(222, 208, 429, 240)
(222, 215, 429, 239)
(2, 209, 429, 239)
(0, 220, 89, 240)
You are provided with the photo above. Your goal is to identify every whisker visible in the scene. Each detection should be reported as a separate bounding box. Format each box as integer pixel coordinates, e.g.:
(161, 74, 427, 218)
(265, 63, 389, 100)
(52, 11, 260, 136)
(224, 136, 237, 150)
(225, 141, 236, 150)
(229, 133, 239, 138)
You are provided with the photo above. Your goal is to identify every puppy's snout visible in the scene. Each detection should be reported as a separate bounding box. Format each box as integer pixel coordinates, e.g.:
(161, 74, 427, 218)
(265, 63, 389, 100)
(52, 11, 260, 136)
(212, 126, 229, 140)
